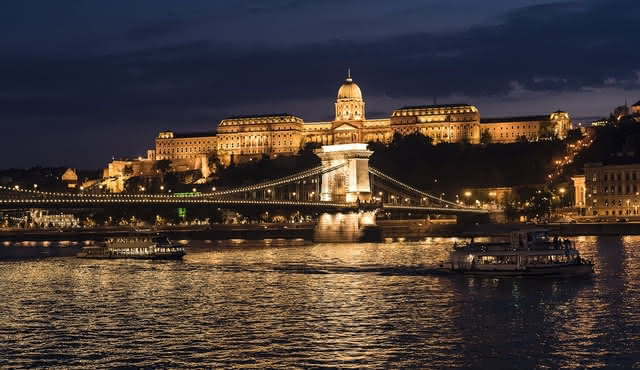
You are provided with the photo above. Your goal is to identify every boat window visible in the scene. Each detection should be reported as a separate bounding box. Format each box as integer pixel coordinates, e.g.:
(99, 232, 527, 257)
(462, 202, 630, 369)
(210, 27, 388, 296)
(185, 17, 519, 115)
(527, 255, 569, 264)
(479, 255, 516, 264)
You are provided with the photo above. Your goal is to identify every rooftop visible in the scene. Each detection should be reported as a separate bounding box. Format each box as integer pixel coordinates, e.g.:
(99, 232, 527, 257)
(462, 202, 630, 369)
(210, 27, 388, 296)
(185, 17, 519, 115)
(220, 113, 304, 126)
(480, 115, 549, 123)
(172, 132, 217, 138)
(396, 104, 472, 110)
(585, 154, 640, 167)
(223, 113, 295, 120)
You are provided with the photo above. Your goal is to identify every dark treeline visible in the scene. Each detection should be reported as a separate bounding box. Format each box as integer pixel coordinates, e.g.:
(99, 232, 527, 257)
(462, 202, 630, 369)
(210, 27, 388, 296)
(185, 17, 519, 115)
(568, 120, 640, 172)
(0, 167, 100, 191)
(214, 143, 321, 188)
(369, 133, 565, 197)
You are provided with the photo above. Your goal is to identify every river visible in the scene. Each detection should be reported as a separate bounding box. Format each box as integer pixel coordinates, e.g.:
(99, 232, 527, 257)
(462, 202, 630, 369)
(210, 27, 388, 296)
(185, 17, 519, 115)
(0, 236, 639, 368)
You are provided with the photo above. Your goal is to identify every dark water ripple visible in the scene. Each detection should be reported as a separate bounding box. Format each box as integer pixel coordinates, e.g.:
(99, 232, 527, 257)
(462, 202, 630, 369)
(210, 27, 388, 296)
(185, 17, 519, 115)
(1, 236, 639, 368)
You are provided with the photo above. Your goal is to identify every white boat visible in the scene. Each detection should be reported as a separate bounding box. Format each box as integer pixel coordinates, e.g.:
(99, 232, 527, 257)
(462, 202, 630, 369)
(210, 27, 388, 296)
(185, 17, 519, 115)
(77, 234, 186, 260)
(442, 229, 593, 276)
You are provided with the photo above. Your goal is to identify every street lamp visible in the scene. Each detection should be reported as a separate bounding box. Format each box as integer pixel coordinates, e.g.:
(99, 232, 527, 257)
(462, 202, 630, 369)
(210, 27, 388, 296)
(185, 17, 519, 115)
(33, 184, 38, 189)
(559, 187, 566, 195)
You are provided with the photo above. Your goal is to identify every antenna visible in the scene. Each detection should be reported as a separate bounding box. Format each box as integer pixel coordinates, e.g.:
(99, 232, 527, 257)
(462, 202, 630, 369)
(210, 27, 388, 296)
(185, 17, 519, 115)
(433, 95, 437, 105)
(348, 68, 351, 79)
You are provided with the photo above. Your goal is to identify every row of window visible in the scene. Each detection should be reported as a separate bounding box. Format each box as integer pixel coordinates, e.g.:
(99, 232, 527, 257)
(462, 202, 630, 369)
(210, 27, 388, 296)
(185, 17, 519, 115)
(594, 209, 638, 216)
(158, 146, 210, 155)
(596, 184, 640, 194)
(600, 199, 639, 207)
(487, 125, 537, 130)
(157, 140, 214, 147)
(593, 172, 640, 182)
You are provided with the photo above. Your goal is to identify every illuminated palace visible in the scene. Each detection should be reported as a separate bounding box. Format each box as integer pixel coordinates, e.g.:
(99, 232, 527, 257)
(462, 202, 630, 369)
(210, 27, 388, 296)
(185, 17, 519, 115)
(140, 71, 572, 172)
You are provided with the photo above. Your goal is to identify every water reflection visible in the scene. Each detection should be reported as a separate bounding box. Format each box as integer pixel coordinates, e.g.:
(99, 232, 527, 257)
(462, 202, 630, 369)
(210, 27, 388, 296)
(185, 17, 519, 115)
(0, 237, 638, 367)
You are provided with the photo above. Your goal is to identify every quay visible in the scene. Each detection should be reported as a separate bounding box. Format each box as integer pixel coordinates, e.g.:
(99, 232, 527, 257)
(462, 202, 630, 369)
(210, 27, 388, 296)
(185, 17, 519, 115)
(1, 220, 639, 245)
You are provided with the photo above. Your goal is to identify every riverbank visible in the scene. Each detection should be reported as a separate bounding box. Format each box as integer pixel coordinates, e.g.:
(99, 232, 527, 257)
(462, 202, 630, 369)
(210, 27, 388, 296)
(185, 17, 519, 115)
(376, 220, 640, 239)
(1, 220, 639, 244)
(0, 223, 315, 242)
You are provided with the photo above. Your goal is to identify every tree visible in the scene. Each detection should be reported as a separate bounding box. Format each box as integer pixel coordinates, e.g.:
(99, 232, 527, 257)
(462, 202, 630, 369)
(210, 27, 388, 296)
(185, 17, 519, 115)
(298, 142, 322, 154)
(122, 165, 133, 177)
(612, 104, 630, 121)
(517, 135, 529, 143)
(153, 159, 171, 174)
(523, 190, 553, 221)
(153, 159, 171, 190)
(480, 130, 492, 145)
(207, 153, 221, 173)
(539, 121, 557, 139)
(504, 200, 520, 222)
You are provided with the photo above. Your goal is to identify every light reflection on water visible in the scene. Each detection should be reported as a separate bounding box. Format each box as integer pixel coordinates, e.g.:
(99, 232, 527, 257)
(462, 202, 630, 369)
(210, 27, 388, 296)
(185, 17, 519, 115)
(0, 237, 639, 368)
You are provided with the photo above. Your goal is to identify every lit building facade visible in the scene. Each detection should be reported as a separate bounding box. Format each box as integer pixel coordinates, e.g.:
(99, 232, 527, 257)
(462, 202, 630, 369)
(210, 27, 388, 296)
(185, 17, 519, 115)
(582, 162, 640, 217)
(481, 111, 572, 143)
(216, 114, 304, 165)
(133, 72, 573, 169)
(391, 104, 481, 143)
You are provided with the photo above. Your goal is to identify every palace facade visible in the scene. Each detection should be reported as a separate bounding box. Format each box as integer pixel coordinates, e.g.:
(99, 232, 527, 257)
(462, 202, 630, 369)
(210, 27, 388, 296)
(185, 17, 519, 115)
(109, 72, 572, 177)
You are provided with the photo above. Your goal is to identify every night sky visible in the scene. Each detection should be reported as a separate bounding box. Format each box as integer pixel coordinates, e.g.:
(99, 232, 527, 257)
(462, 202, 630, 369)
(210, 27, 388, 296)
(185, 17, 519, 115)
(2, 0, 639, 169)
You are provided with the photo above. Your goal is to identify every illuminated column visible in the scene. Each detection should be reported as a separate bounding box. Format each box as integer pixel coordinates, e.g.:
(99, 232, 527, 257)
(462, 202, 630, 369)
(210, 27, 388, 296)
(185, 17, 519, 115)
(572, 175, 586, 209)
(316, 143, 373, 203)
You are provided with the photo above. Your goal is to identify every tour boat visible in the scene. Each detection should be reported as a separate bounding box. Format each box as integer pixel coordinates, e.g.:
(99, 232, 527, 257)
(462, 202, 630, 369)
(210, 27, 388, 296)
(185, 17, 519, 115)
(77, 234, 186, 260)
(442, 229, 593, 277)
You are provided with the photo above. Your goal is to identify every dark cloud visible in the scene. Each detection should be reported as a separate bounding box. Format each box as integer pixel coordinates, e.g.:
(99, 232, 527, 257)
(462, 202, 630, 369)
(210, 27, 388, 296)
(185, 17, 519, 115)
(1, 0, 639, 168)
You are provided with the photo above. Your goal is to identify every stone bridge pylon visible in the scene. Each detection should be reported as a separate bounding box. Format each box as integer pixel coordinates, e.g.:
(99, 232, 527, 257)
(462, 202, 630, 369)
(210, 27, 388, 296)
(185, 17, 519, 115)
(316, 144, 373, 203)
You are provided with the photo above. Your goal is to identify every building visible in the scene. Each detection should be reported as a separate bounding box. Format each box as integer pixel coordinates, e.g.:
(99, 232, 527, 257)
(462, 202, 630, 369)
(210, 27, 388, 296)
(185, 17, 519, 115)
(581, 160, 640, 217)
(117, 71, 573, 172)
(481, 111, 571, 143)
(216, 114, 304, 165)
(61, 168, 78, 189)
(633, 100, 640, 115)
(391, 104, 481, 143)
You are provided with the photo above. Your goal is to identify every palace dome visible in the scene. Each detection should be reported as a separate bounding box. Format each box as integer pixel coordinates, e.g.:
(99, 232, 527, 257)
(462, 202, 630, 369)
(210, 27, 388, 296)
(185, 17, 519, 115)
(337, 72, 362, 100)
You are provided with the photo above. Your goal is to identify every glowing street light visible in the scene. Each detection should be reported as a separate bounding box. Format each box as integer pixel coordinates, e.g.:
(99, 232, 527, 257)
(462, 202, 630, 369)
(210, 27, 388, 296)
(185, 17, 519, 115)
(558, 187, 566, 194)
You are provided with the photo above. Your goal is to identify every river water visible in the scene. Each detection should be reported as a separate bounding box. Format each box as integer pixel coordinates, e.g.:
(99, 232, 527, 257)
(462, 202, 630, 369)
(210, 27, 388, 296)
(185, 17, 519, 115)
(0, 236, 639, 368)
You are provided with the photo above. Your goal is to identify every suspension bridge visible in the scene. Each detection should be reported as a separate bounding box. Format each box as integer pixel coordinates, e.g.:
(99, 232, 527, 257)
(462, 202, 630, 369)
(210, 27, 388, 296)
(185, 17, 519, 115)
(0, 144, 486, 217)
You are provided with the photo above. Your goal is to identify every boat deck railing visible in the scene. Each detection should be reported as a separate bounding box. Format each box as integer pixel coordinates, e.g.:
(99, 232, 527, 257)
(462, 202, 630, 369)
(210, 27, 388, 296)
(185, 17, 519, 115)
(454, 240, 576, 253)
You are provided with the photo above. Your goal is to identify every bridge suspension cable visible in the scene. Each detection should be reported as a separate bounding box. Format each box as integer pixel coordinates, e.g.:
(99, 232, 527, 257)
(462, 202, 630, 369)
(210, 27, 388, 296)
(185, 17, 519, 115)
(204, 163, 345, 197)
(368, 167, 473, 210)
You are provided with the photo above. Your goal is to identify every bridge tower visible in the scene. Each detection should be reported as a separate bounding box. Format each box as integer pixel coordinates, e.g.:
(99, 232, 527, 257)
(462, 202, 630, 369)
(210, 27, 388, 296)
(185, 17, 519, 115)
(316, 144, 373, 203)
